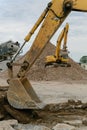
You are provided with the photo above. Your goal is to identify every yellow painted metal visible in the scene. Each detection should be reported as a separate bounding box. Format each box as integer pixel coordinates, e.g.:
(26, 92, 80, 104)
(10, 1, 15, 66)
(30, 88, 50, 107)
(55, 27, 65, 59)
(63, 23, 69, 50)
(56, 23, 69, 59)
(72, 0, 87, 12)
(45, 23, 69, 66)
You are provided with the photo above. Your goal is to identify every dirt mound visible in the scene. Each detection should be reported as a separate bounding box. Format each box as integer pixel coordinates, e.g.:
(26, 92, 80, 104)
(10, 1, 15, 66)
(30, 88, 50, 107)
(0, 42, 87, 82)
(27, 42, 87, 81)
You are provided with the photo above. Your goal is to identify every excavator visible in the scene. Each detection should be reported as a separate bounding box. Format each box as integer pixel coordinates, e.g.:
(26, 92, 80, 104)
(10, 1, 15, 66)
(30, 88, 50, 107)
(45, 23, 71, 67)
(5, 0, 87, 110)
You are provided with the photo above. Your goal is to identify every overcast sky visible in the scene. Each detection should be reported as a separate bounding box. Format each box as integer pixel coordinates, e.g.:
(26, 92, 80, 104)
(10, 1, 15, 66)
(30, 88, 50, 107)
(0, 0, 87, 62)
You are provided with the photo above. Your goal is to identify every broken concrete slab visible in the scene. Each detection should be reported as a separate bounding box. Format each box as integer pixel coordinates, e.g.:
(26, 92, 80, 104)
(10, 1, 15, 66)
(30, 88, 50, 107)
(0, 119, 18, 127)
(0, 120, 18, 130)
(52, 123, 76, 130)
(64, 120, 82, 127)
(14, 124, 51, 130)
(0, 125, 15, 130)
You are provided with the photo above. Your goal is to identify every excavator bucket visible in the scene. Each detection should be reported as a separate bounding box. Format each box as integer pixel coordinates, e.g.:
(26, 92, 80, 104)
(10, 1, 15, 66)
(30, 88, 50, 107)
(7, 77, 44, 109)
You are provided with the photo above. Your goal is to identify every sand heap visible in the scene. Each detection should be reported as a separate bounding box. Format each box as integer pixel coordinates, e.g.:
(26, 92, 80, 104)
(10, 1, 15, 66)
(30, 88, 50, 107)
(27, 43, 87, 81)
(0, 42, 87, 82)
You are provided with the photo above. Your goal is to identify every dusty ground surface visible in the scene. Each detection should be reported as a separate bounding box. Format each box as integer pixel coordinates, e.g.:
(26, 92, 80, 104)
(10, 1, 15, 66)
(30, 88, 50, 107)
(0, 43, 87, 129)
(0, 80, 87, 130)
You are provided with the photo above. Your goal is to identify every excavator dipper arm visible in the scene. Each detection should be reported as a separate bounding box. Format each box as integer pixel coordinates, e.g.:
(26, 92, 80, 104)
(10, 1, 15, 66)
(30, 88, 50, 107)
(7, 0, 87, 109)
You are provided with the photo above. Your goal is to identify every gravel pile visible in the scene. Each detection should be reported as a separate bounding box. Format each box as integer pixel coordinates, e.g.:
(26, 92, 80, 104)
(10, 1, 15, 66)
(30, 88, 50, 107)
(0, 42, 87, 82)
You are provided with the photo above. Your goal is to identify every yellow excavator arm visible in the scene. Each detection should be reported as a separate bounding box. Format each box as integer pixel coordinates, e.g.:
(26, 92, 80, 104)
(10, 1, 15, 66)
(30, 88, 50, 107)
(55, 23, 69, 59)
(45, 23, 70, 67)
(7, 0, 87, 110)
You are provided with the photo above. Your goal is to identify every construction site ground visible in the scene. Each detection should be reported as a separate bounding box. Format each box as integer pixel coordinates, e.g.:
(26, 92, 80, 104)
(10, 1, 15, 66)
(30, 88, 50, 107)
(0, 80, 87, 130)
(0, 43, 87, 129)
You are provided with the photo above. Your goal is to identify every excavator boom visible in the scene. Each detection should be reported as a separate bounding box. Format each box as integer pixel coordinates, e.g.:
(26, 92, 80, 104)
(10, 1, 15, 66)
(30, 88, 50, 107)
(7, 0, 87, 109)
(17, 0, 72, 78)
(55, 23, 69, 59)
